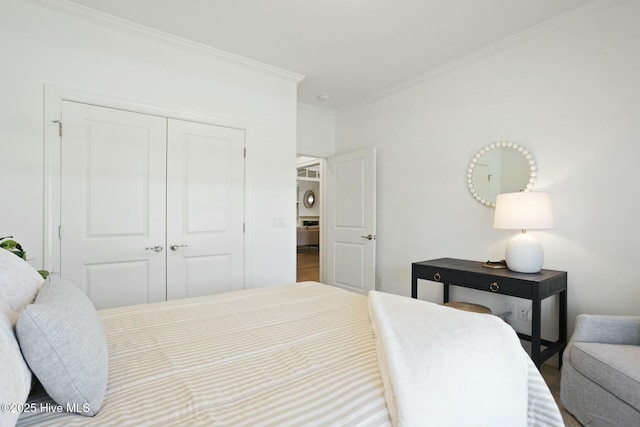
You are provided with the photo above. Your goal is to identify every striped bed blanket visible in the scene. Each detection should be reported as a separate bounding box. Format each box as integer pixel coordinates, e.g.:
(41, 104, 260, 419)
(17, 282, 562, 426)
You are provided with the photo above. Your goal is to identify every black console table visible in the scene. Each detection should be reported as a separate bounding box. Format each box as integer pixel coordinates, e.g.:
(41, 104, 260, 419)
(411, 258, 567, 369)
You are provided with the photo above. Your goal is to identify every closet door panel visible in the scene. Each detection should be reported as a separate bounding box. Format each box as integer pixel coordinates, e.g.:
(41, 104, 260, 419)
(84, 261, 151, 309)
(184, 134, 230, 233)
(166, 119, 245, 299)
(60, 101, 168, 309)
(183, 255, 232, 297)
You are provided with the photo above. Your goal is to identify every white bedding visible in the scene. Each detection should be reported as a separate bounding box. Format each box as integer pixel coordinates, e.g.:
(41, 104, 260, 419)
(17, 282, 562, 426)
(368, 290, 564, 427)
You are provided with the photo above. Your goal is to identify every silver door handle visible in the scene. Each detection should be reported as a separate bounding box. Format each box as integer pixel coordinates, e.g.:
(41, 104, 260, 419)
(144, 245, 163, 252)
(170, 244, 189, 251)
(361, 234, 375, 240)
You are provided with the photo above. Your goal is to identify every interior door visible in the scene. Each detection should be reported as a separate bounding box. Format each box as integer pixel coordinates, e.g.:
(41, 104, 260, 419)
(325, 148, 376, 294)
(474, 163, 490, 198)
(60, 101, 168, 309)
(166, 119, 245, 299)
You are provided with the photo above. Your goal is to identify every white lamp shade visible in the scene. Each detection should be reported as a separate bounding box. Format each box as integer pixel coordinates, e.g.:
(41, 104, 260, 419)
(493, 192, 554, 230)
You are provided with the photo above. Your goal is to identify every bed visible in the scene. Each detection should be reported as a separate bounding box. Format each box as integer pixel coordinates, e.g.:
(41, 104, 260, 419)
(1, 250, 563, 426)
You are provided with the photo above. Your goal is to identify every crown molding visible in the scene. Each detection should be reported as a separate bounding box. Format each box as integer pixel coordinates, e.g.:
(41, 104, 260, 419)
(338, 0, 620, 114)
(24, 0, 305, 84)
(297, 102, 336, 117)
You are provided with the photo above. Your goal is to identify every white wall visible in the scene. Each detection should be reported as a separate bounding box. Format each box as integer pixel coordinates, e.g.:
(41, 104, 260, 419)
(0, 0, 300, 288)
(335, 0, 640, 341)
(297, 103, 336, 158)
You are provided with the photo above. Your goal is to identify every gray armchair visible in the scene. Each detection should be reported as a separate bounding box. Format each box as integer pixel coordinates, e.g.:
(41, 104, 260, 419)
(561, 314, 640, 426)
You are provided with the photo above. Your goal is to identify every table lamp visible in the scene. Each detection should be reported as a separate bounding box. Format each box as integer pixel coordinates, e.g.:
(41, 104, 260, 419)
(493, 191, 554, 273)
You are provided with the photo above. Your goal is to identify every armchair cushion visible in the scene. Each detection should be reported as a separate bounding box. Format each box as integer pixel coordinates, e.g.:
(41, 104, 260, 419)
(571, 341, 640, 410)
(570, 314, 640, 345)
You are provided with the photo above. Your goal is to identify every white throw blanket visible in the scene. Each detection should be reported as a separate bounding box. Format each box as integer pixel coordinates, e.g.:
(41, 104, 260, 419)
(369, 291, 532, 427)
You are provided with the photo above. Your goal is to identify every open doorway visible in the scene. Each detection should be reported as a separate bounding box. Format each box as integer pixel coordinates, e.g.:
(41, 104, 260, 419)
(296, 156, 322, 282)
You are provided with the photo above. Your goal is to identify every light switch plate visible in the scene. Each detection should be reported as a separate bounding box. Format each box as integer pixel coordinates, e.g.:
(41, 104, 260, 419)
(272, 216, 286, 227)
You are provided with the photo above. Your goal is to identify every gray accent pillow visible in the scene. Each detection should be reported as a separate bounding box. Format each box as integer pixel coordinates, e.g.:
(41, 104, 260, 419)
(16, 277, 108, 416)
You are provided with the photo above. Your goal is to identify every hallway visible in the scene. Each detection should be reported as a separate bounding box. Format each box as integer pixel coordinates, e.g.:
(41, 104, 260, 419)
(296, 250, 319, 282)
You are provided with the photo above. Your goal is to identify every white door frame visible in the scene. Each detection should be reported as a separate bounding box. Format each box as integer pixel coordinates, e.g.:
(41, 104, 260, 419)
(43, 85, 252, 284)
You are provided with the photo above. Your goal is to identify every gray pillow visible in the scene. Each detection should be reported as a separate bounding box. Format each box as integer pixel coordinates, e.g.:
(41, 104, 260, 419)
(16, 277, 108, 416)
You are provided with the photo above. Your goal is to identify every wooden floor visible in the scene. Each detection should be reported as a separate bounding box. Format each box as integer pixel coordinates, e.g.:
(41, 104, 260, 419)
(296, 249, 319, 282)
(540, 364, 581, 426)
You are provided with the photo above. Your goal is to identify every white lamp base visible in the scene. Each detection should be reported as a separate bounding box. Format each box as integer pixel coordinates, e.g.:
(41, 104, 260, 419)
(505, 232, 544, 273)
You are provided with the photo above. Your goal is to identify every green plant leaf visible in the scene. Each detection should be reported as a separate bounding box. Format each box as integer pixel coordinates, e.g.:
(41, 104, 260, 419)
(0, 237, 28, 260)
(0, 239, 18, 250)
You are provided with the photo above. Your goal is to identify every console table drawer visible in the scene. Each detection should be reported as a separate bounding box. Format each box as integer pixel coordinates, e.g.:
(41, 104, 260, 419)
(414, 265, 464, 284)
(466, 273, 532, 298)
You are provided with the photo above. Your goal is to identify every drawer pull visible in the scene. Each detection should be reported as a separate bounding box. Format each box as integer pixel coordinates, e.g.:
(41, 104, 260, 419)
(489, 282, 499, 292)
(433, 272, 442, 282)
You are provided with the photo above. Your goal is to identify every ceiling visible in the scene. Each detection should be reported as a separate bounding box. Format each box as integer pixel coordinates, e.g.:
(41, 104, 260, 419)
(67, 0, 590, 110)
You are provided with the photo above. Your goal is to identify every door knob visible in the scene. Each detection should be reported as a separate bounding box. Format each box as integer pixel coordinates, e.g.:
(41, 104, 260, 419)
(144, 245, 163, 252)
(170, 244, 189, 251)
(361, 234, 375, 240)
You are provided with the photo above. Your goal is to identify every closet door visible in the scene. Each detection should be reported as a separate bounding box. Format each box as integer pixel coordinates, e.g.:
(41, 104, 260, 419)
(60, 101, 168, 309)
(166, 119, 245, 299)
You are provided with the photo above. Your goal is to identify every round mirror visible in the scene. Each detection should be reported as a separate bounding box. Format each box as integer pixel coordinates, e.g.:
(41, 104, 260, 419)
(466, 142, 537, 208)
(303, 190, 315, 208)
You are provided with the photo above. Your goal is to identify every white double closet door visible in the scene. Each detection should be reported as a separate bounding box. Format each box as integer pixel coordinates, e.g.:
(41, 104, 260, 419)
(60, 101, 244, 309)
